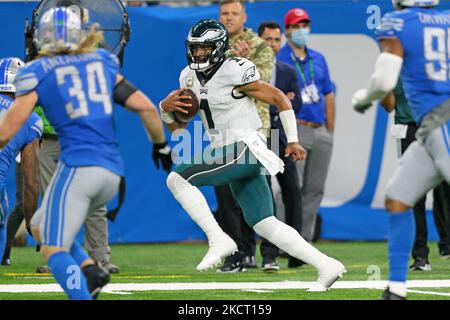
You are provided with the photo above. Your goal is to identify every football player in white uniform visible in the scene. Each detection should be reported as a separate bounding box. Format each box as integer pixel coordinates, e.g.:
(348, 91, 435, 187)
(160, 19, 346, 291)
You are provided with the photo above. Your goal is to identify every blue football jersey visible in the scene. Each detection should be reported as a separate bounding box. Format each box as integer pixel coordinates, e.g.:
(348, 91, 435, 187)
(14, 49, 124, 176)
(0, 93, 43, 190)
(376, 8, 450, 124)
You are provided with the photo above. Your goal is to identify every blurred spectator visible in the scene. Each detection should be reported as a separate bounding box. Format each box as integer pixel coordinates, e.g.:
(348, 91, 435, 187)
(258, 21, 305, 268)
(277, 8, 335, 242)
(215, 0, 277, 273)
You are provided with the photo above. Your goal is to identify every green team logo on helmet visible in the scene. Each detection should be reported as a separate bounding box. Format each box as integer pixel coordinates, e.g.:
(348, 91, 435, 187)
(185, 19, 229, 72)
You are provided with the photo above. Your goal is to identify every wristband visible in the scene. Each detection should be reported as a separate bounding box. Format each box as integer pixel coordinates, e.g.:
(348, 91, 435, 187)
(279, 110, 299, 143)
(159, 101, 175, 124)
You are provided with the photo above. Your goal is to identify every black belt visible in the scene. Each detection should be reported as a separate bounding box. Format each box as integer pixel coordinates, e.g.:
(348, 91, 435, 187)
(106, 177, 126, 222)
(42, 133, 58, 141)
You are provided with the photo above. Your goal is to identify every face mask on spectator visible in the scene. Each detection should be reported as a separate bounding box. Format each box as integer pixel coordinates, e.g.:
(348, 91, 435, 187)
(291, 28, 309, 47)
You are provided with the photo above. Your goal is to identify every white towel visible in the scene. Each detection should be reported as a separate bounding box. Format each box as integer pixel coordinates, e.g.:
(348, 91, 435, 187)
(240, 132, 285, 176)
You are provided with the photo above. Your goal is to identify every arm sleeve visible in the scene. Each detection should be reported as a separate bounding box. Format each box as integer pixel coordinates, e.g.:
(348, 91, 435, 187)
(14, 63, 41, 97)
(375, 12, 405, 40)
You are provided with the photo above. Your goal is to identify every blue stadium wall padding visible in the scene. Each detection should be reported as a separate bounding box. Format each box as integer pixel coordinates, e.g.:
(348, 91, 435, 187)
(1, 1, 448, 243)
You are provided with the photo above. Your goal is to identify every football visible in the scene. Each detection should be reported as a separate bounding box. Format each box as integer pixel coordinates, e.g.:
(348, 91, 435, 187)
(173, 88, 199, 123)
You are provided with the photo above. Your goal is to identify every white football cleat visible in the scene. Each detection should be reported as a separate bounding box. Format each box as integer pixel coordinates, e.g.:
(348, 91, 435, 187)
(196, 233, 238, 272)
(307, 258, 346, 292)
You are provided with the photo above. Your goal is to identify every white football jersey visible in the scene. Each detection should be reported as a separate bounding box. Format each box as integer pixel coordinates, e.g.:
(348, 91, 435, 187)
(179, 57, 262, 147)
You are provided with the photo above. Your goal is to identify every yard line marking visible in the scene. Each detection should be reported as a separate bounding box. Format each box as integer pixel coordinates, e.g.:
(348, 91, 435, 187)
(1, 280, 450, 293)
(408, 289, 450, 297)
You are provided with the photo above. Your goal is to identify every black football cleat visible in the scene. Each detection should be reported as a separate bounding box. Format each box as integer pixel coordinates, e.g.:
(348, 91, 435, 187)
(381, 288, 406, 300)
(82, 264, 110, 299)
(217, 253, 246, 273)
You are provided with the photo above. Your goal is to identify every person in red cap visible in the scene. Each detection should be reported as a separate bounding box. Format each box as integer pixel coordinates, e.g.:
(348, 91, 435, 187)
(277, 8, 336, 244)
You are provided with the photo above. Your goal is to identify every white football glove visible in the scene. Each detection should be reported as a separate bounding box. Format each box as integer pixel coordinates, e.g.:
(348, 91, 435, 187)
(352, 89, 373, 114)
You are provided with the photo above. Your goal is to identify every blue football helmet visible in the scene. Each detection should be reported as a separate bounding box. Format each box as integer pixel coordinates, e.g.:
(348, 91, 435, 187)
(34, 7, 84, 52)
(0, 57, 25, 93)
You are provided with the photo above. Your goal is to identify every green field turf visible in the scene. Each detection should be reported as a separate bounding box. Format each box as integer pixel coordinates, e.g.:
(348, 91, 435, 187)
(0, 241, 449, 300)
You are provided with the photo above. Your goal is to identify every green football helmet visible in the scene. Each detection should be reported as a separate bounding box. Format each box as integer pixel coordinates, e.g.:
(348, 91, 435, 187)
(185, 19, 229, 72)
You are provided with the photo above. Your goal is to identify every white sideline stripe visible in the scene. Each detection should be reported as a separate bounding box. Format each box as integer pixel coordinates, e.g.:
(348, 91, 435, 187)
(1, 280, 450, 293)
(407, 290, 450, 297)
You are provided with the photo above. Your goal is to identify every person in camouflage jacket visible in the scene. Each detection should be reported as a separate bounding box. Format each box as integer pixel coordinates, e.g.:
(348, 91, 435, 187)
(220, 0, 274, 134)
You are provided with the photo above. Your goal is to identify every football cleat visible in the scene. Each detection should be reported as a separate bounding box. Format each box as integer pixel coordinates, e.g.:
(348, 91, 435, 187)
(100, 260, 120, 274)
(307, 258, 346, 292)
(196, 233, 237, 272)
(82, 263, 110, 300)
(216, 253, 246, 273)
(381, 287, 406, 300)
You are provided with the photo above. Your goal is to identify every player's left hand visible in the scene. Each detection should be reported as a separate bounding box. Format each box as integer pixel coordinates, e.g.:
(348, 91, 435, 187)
(285, 142, 307, 161)
(352, 89, 373, 113)
(152, 141, 173, 173)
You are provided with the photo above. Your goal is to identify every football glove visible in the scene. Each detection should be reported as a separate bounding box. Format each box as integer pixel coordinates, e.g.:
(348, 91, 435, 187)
(352, 89, 373, 114)
(152, 141, 173, 173)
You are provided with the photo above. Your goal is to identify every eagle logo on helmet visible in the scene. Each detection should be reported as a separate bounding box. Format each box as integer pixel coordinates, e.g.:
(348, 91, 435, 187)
(185, 19, 229, 72)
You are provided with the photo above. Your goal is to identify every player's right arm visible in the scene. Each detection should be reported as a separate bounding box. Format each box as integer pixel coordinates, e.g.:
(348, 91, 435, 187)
(21, 138, 40, 233)
(0, 92, 37, 148)
(352, 12, 405, 112)
(113, 74, 173, 172)
(236, 80, 306, 161)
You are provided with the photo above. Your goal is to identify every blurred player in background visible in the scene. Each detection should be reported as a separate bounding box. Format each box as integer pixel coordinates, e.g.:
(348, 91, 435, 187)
(160, 19, 346, 292)
(0, 57, 41, 264)
(0, 7, 170, 300)
(352, 0, 450, 300)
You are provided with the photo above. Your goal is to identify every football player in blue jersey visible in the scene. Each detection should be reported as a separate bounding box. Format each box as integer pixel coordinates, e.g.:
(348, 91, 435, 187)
(352, 0, 450, 300)
(0, 57, 42, 265)
(0, 7, 171, 300)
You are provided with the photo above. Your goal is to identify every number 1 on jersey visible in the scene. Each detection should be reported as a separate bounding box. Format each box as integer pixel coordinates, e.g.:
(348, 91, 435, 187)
(200, 99, 215, 129)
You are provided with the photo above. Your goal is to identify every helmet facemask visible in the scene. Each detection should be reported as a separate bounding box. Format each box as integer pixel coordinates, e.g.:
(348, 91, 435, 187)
(186, 40, 226, 72)
(185, 20, 229, 72)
